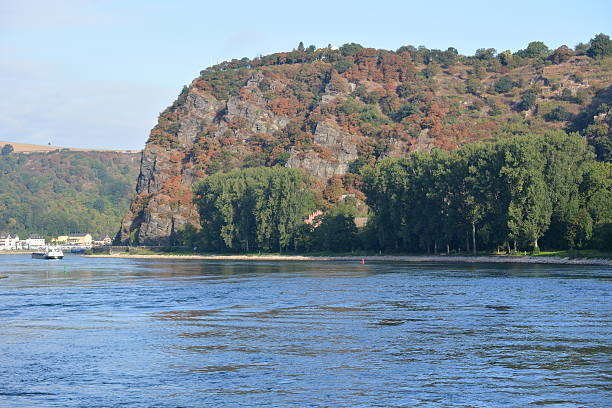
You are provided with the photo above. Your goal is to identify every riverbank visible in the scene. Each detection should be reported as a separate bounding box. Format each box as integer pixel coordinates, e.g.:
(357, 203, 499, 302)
(83, 253, 612, 266)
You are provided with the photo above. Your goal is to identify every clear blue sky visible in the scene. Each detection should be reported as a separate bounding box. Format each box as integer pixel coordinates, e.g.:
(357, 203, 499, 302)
(1, 0, 610, 150)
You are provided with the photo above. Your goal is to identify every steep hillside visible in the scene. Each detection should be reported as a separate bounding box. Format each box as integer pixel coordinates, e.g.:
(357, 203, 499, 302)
(0, 150, 140, 238)
(119, 37, 612, 245)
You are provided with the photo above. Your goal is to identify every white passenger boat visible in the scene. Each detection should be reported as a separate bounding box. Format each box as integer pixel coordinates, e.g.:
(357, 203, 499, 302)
(32, 247, 64, 260)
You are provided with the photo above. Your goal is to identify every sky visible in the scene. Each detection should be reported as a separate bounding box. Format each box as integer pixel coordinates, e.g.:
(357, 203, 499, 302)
(1, 0, 610, 150)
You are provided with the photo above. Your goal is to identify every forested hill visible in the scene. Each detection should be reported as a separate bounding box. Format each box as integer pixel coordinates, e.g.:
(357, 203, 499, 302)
(120, 34, 611, 245)
(0, 149, 140, 238)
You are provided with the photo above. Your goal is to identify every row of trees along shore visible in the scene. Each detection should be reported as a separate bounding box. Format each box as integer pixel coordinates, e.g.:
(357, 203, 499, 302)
(182, 131, 611, 254)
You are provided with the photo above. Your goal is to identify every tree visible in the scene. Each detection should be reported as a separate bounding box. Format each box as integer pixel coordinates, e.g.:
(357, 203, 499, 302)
(584, 122, 612, 162)
(574, 42, 589, 55)
(194, 167, 315, 252)
(297, 42, 305, 52)
(565, 208, 593, 248)
(560, 88, 573, 101)
(315, 200, 360, 252)
(360, 158, 410, 250)
(498, 137, 552, 250)
(448, 143, 495, 254)
(494, 76, 513, 93)
(498, 50, 513, 66)
(474, 48, 496, 60)
(587, 33, 612, 59)
(517, 41, 550, 58)
(1, 144, 14, 155)
(392, 103, 418, 122)
(440, 47, 459, 67)
(334, 58, 354, 74)
(541, 131, 594, 248)
(339, 43, 364, 56)
(545, 106, 572, 122)
(549, 45, 573, 64)
(518, 89, 537, 111)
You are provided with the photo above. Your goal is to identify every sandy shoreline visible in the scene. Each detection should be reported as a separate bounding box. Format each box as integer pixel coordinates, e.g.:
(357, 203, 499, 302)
(82, 253, 612, 266)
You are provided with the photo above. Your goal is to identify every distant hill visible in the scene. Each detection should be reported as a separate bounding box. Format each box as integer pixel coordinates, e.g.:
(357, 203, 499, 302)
(0, 141, 139, 154)
(119, 35, 612, 245)
(0, 149, 141, 239)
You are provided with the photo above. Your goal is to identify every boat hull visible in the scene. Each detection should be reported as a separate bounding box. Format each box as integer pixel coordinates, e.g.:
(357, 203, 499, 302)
(32, 253, 64, 260)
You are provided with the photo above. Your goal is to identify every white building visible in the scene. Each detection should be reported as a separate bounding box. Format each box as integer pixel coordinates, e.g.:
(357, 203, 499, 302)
(0, 233, 20, 250)
(93, 234, 112, 246)
(25, 234, 46, 249)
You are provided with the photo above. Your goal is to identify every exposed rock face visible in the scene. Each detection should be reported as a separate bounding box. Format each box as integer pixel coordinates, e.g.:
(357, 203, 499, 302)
(286, 121, 358, 178)
(119, 86, 223, 245)
(119, 72, 360, 245)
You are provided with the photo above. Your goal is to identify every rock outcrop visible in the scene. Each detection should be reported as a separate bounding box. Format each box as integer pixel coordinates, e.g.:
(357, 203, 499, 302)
(286, 121, 358, 178)
(118, 45, 611, 244)
(119, 71, 361, 244)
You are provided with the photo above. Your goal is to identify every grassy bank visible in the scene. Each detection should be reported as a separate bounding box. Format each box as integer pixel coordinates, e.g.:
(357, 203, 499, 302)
(531, 249, 612, 259)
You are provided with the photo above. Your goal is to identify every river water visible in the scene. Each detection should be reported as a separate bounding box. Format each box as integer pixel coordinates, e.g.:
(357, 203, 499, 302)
(0, 254, 610, 407)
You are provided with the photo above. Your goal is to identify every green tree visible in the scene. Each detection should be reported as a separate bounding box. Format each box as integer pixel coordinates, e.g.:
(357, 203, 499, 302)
(334, 58, 354, 74)
(541, 132, 594, 248)
(339, 43, 364, 56)
(392, 103, 418, 122)
(518, 41, 550, 58)
(498, 50, 513, 66)
(474, 48, 496, 60)
(361, 159, 410, 250)
(518, 89, 537, 111)
(545, 106, 572, 122)
(194, 167, 314, 252)
(587, 33, 612, 59)
(584, 122, 612, 162)
(315, 200, 360, 252)
(498, 137, 552, 250)
(448, 143, 495, 254)
(494, 76, 514, 93)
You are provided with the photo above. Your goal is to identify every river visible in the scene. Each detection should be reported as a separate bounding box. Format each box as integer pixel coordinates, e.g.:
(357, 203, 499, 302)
(0, 254, 610, 407)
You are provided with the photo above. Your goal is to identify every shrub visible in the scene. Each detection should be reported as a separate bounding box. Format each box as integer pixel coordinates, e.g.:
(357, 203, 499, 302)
(1, 144, 14, 155)
(545, 106, 572, 122)
(494, 76, 514, 93)
(518, 89, 537, 111)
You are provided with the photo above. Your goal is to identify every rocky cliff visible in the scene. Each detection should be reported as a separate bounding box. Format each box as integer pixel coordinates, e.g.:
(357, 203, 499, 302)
(119, 42, 611, 244)
(118, 68, 364, 244)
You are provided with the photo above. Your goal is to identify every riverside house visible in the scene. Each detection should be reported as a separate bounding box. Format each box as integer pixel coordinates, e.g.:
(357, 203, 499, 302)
(67, 233, 93, 247)
(93, 234, 112, 246)
(0, 233, 20, 250)
(25, 234, 46, 249)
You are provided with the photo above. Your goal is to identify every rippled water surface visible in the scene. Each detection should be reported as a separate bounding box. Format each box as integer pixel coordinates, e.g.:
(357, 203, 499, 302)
(0, 255, 610, 407)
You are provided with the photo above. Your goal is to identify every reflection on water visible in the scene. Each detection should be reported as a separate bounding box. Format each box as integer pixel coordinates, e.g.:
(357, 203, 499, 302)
(0, 254, 610, 407)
